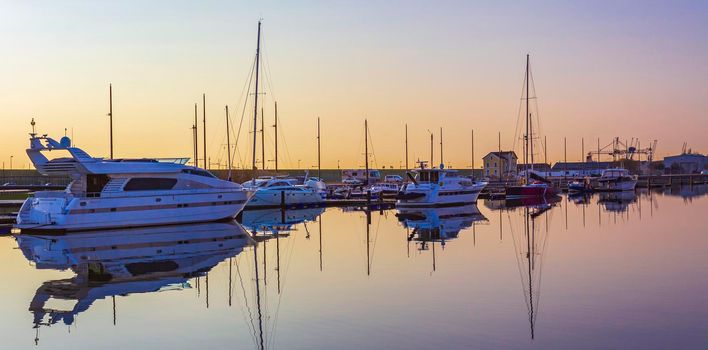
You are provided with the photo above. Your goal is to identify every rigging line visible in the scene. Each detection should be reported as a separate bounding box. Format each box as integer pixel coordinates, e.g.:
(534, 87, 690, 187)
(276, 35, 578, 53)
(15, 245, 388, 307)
(355, 125, 365, 169)
(528, 66, 546, 163)
(235, 55, 257, 169)
(276, 117, 295, 168)
(508, 210, 532, 311)
(268, 228, 298, 345)
(511, 63, 527, 155)
(261, 36, 277, 103)
(368, 211, 383, 271)
(234, 255, 259, 346)
(534, 218, 552, 325)
(367, 125, 379, 169)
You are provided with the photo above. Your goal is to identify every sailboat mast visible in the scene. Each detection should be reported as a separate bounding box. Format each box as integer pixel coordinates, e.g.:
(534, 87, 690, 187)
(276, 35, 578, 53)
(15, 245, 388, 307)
(109, 83, 113, 159)
(252, 20, 262, 170)
(471, 129, 475, 178)
(225, 105, 232, 180)
(530, 111, 535, 168)
(317, 117, 321, 179)
(405, 124, 409, 170)
(203, 93, 207, 169)
(193, 103, 198, 166)
(261, 107, 265, 170)
(525, 54, 530, 182)
(365, 119, 369, 185)
(274, 101, 278, 172)
(440, 127, 443, 166)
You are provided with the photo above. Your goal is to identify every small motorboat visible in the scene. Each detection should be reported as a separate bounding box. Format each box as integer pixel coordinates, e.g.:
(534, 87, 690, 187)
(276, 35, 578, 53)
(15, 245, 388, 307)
(568, 177, 593, 193)
(595, 168, 637, 192)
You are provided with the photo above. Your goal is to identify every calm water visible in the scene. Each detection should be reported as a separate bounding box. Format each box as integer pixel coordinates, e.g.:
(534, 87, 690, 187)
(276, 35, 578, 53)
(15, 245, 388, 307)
(1, 186, 707, 349)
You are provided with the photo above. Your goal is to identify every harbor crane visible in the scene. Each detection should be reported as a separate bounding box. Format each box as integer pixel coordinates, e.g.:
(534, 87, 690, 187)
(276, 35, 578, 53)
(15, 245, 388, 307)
(587, 137, 658, 163)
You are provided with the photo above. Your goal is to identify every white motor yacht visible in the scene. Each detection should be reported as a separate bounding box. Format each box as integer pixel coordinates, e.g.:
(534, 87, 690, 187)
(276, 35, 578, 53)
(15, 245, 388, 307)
(397, 163, 487, 207)
(15, 134, 251, 233)
(595, 168, 638, 191)
(242, 176, 325, 209)
(304, 176, 328, 199)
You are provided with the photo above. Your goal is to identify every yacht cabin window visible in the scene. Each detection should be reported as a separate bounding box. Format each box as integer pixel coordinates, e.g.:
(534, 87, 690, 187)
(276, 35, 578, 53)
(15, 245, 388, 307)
(417, 171, 440, 183)
(124, 178, 178, 191)
(181, 169, 216, 178)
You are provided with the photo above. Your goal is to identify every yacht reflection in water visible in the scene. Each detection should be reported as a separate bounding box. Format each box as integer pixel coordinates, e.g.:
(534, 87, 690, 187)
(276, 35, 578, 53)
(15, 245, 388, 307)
(16, 222, 253, 335)
(598, 191, 637, 213)
(239, 207, 324, 236)
(397, 205, 487, 270)
(398, 204, 486, 247)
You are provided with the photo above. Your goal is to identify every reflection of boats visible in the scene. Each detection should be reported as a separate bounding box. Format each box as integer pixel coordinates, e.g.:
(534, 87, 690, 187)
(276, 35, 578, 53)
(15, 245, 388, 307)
(398, 205, 487, 248)
(598, 191, 637, 212)
(239, 207, 324, 234)
(661, 184, 708, 200)
(16, 222, 252, 330)
(484, 195, 561, 211)
(397, 162, 487, 207)
(568, 192, 591, 205)
(16, 133, 250, 232)
(595, 168, 637, 192)
(510, 203, 553, 340)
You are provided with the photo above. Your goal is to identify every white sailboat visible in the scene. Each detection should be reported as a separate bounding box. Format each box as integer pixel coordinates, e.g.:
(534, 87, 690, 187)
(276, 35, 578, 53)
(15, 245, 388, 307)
(241, 21, 325, 209)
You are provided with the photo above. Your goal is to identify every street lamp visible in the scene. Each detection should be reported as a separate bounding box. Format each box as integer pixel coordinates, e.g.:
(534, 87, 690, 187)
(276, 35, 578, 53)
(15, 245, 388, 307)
(9, 156, 13, 170)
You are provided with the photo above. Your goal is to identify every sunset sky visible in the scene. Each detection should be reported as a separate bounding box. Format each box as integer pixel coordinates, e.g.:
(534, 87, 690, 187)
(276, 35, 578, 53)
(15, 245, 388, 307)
(1, 0, 706, 170)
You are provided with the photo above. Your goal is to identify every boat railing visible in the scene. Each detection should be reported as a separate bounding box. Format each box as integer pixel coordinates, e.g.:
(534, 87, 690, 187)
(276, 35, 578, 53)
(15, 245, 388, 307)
(34, 191, 71, 199)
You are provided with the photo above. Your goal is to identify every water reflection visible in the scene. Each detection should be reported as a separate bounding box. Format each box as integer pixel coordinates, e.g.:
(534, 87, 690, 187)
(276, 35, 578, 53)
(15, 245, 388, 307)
(661, 183, 708, 200)
(509, 204, 554, 340)
(598, 191, 637, 213)
(3, 187, 706, 349)
(240, 207, 325, 235)
(483, 195, 562, 211)
(397, 205, 487, 247)
(16, 222, 252, 342)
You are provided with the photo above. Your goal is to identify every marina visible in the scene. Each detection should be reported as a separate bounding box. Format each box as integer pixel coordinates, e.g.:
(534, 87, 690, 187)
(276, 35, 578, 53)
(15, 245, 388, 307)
(2, 1, 708, 349)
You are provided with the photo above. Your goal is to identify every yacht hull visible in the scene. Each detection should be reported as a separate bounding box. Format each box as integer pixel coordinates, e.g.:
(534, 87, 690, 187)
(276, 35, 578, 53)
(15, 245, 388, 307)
(396, 184, 486, 208)
(15, 190, 250, 233)
(245, 189, 325, 209)
(594, 179, 637, 192)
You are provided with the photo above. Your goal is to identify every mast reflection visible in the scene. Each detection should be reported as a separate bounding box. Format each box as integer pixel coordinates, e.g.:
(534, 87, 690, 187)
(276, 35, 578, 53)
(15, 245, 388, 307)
(507, 201, 556, 340)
